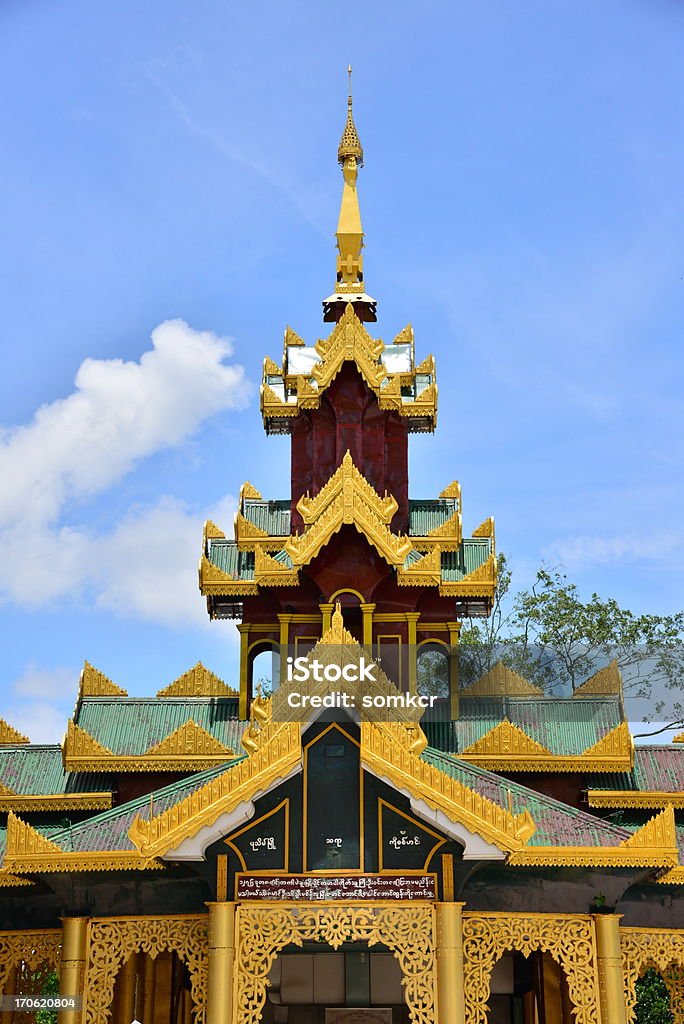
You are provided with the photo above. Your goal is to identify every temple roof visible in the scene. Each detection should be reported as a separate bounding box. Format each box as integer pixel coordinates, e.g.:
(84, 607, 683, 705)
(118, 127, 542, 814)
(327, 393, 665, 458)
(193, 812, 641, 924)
(587, 745, 684, 808)
(0, 745, 111, 809)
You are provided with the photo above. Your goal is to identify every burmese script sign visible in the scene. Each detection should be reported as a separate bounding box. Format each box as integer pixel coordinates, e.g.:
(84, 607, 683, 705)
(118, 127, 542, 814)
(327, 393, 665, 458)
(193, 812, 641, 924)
(236, 873, 436, 901)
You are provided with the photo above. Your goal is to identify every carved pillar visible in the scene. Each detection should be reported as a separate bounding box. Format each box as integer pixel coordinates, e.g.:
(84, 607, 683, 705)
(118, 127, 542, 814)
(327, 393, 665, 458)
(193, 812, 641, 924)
(594, 914, 627, 1024)
(320, 603, 334, 635)
(447, 621, 461, 719)
(435, 902, 465, 1024)
(360, 603, 375, 649)
(278, 613, 294, 688)
(206, 902, 236, 1024)
(59, 918, 88, 1024)
(406, 613, 420, 694)
(237, 624, 250, 719)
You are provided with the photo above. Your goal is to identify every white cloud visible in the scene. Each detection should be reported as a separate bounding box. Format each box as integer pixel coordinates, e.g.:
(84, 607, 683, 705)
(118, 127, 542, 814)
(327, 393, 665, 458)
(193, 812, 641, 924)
(0, 320, 249, 625)
(2, 665, 77, 744)
(11, 663, 75, 699)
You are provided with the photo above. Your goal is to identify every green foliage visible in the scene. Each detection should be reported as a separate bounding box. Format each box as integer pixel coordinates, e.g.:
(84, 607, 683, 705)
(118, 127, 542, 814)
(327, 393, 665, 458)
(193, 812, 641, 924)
(635, 968, 672, 1024)
(36, 969, 59, 1024)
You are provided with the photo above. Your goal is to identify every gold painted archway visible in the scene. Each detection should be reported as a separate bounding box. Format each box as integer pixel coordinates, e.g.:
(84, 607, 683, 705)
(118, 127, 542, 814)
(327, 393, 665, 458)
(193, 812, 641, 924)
(462, 913, 601, 1024)
(621, 928, 684, 1024)
(83, 915, 208, 1024)
(233, 903, 435, 1024)
(0, 929, 62, 992)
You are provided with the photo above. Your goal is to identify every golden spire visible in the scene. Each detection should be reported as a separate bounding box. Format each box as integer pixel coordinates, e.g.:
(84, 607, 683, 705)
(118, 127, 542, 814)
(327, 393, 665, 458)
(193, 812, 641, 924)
(338, 66, 364, 166)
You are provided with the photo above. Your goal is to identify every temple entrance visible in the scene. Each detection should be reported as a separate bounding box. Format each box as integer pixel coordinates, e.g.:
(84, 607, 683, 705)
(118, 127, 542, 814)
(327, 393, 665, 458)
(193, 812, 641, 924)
(261, 945, 408, 1024)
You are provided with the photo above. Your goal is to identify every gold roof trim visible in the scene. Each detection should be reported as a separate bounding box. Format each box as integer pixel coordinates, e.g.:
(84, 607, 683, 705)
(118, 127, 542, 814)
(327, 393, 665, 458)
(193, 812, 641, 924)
(361, 721, 535, 853)
(439, 481, 461, 501)
(203, 519, 226, 541)
(573, 660, 622, 697)
(80, 661, 128, 698)
(397, 548, 442, 587)
(240, 482, 263, 501)
(156, 662, 237, 698)
(198, 554, 258, 597)
(587, 790, 684, 810)
(472, 516, 495, 539)
(0, 872, 33, 887)
(128, 719, 302, 859)
(65, 720, 114, 759)
(235, 511, 290, 551)
(297, 451, 397, 525)
(622, 806, 677, 852)
(0, 793, 112, 812)
(284, 325, 306, 347)
(411, 510, 463, 552)
(144, 720, 234, 758)
(673, 732, 684, 743)
(461, 719, 553, 759)
(459, 721, 633, 773)
(0, 781, 14, 796)
(0, 719, 30, 745)
(582, 721, 633, 764)
(439, 553, 498, 598)
(253, 548, 300, 587)
(464, 663, 543, 698)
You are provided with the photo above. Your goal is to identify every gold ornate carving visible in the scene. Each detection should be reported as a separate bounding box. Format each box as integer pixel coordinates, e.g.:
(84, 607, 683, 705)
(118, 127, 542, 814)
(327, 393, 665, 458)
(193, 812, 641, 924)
(439, 554, 497, 598)
(234, 904, 435, 1024)
(83, 915, 208, 1024)
(286, 452, 412, 568)
(622, 806, 677, 852)
(361, 722, 535, 852)
(240, 482, 263, 501)
(203, 519, 226, 541)
(582, 722, 633, 763)
(414, 354, 434, 375)
(463, 663, 542, 697)
(461, 719, 553, 759)
(462, 913, 601, 1024)
(0, 872, 33, 887)
(0, 929, 62, 990)
(157, 662, 237, 698)
(0, 792, 112, 812)
(587, 789, 684, 810)
(79, 661, 128, 698)
(471, 516, 495, 539)
(621, 927, 684, 1023)
(263, 356, 281, 375)
(0, 780, 14, 796)
(144, 720, 234, 758)
(439, 481, 461, 501)
(198, 554, 258, 597)
(5, 811, 64, 859)
(254, 548, 300, 587)
(128, 719, 301, 858)
(284, 325, 306, 347)
(573, 659, 623, 697)
(65, 720, 114, 759)
(673, 732, 684, 744)
(397, 548, 442, 587)
(0, 718, 30, 745)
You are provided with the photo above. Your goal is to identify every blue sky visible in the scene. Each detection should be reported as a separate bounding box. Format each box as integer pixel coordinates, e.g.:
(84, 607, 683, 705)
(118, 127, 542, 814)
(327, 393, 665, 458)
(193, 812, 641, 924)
(0, 0, 682, 740)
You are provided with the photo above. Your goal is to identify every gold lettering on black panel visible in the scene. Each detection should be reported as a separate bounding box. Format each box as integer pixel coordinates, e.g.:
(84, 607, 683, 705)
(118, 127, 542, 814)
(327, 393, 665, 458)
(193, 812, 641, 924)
(224, 798, 289, 871)
(378, 798, 446, 871)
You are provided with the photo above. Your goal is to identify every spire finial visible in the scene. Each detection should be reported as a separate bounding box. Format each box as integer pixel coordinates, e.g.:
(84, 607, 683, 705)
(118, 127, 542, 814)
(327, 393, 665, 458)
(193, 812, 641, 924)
(338, 66, 363, 166)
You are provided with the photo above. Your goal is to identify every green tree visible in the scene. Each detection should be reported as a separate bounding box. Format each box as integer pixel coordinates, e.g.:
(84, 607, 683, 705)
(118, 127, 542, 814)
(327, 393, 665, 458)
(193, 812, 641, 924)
(635, 968, 673, 1024)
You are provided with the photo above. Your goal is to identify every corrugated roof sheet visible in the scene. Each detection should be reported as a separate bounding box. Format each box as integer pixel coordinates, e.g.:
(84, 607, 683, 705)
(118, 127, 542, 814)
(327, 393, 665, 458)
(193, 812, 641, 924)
(587, 746, 684, 793)
(424, 696, 623, 756)
(441, 540, 492, 580)
(243, 500, 291, 535)
(75, 698, 245, 755)
(0, 746, 111, 795)
(207, 540, 255, 580)
(408, 499, 457, 535)
(45, 761, 243, 853)
(422, 748, 632, 848)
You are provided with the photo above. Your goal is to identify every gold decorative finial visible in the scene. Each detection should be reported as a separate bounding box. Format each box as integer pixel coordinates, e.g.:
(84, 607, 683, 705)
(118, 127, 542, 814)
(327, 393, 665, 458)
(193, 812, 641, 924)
(337, 66, 364, 167)
(334, 67, 365, 296)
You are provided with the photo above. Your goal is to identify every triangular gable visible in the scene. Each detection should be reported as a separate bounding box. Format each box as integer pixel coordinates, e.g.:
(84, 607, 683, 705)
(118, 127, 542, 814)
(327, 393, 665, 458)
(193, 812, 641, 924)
(573, 660, 622, 698)
(144, 720, 234, 758)
(0, 719, 30, 745)
(461, 719, 553, 759)
(156, 663, 237, 698)
(80, 661, 128, 698)
(464, 663, 542, 698)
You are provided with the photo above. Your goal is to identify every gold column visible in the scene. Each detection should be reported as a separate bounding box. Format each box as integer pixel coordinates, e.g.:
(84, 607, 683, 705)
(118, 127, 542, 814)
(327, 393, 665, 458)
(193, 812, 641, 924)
(114, 953, 138, 1024)
(59, 917, 88, 1024)
(447, 621, 461, 719)
(406, 613, 420, 694)
(360, 603, 375, 649)
(320, 602, 334, 635)
(237, 623, 250, 719)
(594, 914, 628, 1024)
(206, 902, 237, 1024)
(278, 613, 293, 688)
(435, 902, 465, 1024)
(541, 953, 564, 1024)
(142, 954, 156, 1024)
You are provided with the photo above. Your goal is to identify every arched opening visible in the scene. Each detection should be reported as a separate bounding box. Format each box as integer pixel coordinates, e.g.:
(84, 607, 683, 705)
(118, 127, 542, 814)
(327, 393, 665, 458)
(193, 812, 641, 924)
(249, 641, 280, 699)
(110, 951, 195, 1024)
(416, 642, 450, 717)
(635, 965, 675, 1023)
(329, 589, 364, 644)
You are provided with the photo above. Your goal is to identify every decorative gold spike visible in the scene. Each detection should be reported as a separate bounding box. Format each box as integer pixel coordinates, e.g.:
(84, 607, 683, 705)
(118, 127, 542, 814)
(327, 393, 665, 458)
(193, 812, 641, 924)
(5, 811, 64, 858)
(439, 481, 462, 502)
(674, 732, 684, 743)
(263, 356, 281, 375)
(462, 719, 553, 758)
(338, 65, 364, 166)
(464, 663, 542, 698)
(440, 553, 498, 598)
(397, 547, 442, 587)
(156, 662, 237, 698)
(472, 516, 495, 539)
(79, 661, 128, 698)
(0, 719, 29, 745)
(573, 659, 622, 697)
(284, 325, 306, 347)
(198, 554, 258, 596)
(203, 519, 226, 542)
(240, 481, 263, 502)
(622, 806, 677, 851)
(144, 720, 234, 758)
(393, 324, 414, 347)
(254, 548, 300, 587)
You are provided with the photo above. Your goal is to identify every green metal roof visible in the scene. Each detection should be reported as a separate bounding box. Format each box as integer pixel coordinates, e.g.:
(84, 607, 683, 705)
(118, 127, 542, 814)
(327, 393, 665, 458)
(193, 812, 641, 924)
(0, 746, 110, 796)
(587, 746, 684, 794)
(440, 539, 492, 580)
(75, 698, 245, 755)
(424, 696, 623, 757)
(242, 500, 291, 534)
(408, 499, 457, 535)
(422, 748, 633, 848)
(207, 540, 255, 579)
(29, 761, 244, 855)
